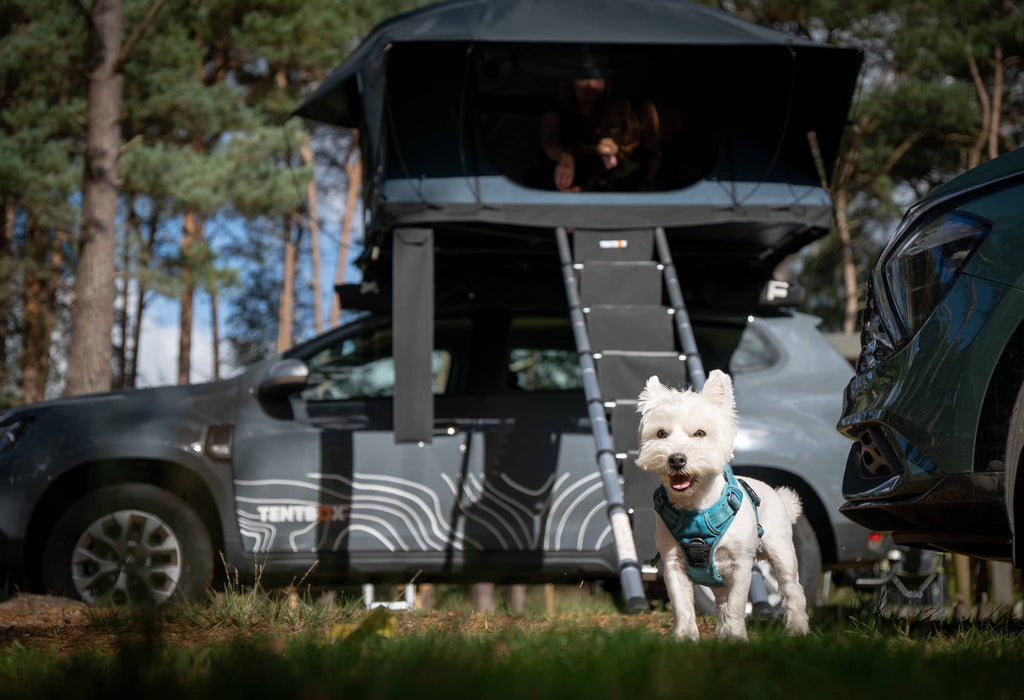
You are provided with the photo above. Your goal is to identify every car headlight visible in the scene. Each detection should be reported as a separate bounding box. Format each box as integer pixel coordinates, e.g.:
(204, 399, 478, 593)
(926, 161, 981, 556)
(0, 419, 29, 458)
(876, 210, 991, 344)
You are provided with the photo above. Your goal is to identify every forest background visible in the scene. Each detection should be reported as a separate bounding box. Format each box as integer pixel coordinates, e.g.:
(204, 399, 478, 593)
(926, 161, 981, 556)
(1, 0, 1021, 406)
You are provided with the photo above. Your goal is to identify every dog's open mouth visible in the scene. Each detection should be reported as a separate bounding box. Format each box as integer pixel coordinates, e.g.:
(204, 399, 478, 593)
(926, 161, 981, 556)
(669, 474, 692, 491)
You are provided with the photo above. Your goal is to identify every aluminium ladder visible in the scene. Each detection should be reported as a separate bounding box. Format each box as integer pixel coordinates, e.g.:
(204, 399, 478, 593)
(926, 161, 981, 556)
(555, 226, 708, 613)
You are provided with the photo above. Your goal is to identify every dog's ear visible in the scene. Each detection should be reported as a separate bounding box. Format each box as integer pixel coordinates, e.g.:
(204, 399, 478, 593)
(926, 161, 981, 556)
(637, 375, 667, 415)
(701, 370, 735, 413)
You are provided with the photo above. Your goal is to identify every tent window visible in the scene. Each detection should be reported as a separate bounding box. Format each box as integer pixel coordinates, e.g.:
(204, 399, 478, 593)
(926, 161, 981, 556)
(473, 46, 719, 193)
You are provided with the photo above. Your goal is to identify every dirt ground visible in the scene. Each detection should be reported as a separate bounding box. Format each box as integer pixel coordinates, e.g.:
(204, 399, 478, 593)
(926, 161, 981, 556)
(0, 592, 684, 656)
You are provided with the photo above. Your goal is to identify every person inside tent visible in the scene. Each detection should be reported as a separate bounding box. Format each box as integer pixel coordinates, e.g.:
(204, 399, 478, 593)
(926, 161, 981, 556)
(538, 74, 662, 192)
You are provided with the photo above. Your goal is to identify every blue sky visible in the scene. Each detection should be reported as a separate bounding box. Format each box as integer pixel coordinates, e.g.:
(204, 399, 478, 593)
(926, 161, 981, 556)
(134, 183, 366, 388)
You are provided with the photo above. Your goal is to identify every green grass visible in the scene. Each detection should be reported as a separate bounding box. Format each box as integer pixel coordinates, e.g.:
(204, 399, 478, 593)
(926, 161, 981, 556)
(3, 590, 1024, 700)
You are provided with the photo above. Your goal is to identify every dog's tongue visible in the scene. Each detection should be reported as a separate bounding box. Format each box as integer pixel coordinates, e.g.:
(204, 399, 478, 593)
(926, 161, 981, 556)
(670, 474, 691, 491)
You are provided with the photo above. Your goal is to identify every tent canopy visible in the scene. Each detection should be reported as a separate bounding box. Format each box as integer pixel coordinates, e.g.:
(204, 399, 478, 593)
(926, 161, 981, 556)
(297, 0, 859, 128)
(296, 0, 862, 445)
(295, 0, 863, 265)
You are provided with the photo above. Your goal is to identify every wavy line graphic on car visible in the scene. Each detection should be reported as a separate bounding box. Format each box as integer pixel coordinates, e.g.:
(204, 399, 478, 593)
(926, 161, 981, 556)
(233, 470, 611, 554)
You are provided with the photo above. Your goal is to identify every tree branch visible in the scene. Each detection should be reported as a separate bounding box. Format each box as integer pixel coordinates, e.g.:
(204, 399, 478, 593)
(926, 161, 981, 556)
(834, 112, 870, 193)
(988, 44, 1003, 160)
(117, 0, 170, 69)
(878, 128, 925, 177)
(965, 43, 990, 168)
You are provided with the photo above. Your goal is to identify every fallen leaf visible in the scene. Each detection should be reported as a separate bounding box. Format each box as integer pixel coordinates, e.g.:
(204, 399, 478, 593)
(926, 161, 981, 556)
(329, 607, 395, 645)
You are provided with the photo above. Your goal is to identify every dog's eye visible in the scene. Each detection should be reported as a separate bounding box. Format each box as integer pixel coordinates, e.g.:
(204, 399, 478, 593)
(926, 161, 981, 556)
(656, 429, 668, 439)
(693, 430, 706, 438)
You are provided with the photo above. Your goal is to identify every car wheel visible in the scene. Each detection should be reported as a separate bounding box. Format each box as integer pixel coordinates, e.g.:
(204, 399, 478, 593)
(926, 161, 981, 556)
(42, 484, 213, 606)
(791, 514, 822, 606)
(1007, 381, 1024, 562)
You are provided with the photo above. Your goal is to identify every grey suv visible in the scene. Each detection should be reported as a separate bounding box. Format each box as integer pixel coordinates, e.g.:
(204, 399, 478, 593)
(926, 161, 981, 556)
(0, 301, 874, 606)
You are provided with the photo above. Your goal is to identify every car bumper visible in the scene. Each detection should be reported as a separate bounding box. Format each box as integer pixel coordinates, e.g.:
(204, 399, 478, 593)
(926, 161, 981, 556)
(839, 442, 1010, 558)
(838, 276, 1020, 478)
(835, 273, 1021, 558)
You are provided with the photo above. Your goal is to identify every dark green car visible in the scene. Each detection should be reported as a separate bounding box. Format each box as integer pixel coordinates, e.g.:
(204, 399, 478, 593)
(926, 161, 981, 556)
(838, 147, 1024, 563)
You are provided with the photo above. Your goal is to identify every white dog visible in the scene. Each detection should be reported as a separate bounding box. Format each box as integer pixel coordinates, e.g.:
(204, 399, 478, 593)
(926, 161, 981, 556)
(636, 370, 809, 640)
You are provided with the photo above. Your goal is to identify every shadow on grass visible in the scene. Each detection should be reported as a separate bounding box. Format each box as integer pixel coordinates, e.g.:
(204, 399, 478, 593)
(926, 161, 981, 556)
(3, 594, 1024, 700)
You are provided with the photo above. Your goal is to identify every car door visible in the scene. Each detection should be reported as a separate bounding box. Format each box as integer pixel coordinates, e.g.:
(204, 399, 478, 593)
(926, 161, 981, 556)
(230, 315, 472, 578)
(231, 309, 610, 580)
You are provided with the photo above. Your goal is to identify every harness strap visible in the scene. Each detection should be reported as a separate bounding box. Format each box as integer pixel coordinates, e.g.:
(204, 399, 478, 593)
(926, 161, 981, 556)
(737, 477, 765, 540)
(653, 465, 764, 586)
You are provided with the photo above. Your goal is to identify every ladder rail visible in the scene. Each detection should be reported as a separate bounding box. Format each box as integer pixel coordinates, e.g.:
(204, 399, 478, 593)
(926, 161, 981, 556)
(555, 226, 648, 614)
(654, 226, 708, 390)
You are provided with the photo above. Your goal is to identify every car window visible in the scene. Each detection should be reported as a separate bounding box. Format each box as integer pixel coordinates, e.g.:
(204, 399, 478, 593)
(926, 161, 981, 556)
(503, 316, 777, 390)
(506, 317, 583, 391)
(692, 323, 777, 374)
(300, 320, 469, 401)
(730, 326, 778, 373)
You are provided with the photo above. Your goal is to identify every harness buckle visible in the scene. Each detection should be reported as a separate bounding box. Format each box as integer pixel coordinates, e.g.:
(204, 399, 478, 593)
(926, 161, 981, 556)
(682, 538, 712, 568)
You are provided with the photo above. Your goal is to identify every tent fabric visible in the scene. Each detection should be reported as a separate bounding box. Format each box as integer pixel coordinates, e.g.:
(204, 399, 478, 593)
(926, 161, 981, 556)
(295, 0, 861, 127)
(294, 0, 863, 264)
(392, 227, 435, 443)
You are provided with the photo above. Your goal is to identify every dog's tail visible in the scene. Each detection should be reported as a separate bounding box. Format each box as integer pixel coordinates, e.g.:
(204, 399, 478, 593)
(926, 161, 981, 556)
(774, 486, 803, 524)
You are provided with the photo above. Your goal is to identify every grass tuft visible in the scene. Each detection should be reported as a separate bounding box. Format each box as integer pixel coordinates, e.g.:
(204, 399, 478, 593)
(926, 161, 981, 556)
(4, 585, 1024, 700)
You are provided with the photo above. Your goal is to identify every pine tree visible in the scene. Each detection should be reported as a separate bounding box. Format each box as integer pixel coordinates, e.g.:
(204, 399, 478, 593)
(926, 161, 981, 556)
(63, 0, 125, 396)
(0, 1, 87, 404)
(734, 0, 1024, 332)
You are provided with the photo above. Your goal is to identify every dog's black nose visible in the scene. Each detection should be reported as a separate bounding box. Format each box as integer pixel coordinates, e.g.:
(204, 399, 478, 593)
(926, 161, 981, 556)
(668, 453, 687, 471)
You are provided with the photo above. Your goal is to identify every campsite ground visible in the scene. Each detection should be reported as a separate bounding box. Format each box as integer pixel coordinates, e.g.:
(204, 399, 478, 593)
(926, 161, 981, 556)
(2, 587, 1024, 699)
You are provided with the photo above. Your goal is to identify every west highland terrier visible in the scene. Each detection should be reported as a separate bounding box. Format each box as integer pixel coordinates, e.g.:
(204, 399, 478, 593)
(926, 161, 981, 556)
(636, 370, 809, 640)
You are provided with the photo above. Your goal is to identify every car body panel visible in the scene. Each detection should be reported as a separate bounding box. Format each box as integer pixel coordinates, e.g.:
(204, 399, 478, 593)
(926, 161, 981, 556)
(1, 306, 878, 591)
(0, 382, 245, 572)
(839, 274, 1024, 479)
(838, 149, 1024, 559)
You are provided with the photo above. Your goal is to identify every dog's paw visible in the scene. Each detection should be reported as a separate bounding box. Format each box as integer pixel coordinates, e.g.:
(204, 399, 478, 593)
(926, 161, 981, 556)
(672, 623, 700, 642)
(784, 610, 810, 636)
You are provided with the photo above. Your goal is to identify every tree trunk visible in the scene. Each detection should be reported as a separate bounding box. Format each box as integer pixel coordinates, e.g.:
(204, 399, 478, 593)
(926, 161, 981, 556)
(129, 206, 159, 388)
(965, 45, 991, 169)
(178, 211, 202, 384)
(277, 214, 296, 353)
(115, 201, 137, 389)
(834, 188, 860, 335)
(301, 142, 323, 335)
(988, 43, 1003, 161)
(64, 0, 124, 397)
(21, 219, 48, 404)
(0, 199, 13, 397)
(472, 583, 496, 614)
(329, 142, 361, 328)
(210, 284, 220, 381)
(129, 288, 145, 388)
(21, 222, 63, 404)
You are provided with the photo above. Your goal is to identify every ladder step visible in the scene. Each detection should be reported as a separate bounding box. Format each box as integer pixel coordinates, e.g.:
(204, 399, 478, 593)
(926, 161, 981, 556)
(587, 305, 674, 352)
(611, 402, 643, 454)
(596, 352, 687, 403)
(580, 261, 662, 306)
(573, 228, 654, 261)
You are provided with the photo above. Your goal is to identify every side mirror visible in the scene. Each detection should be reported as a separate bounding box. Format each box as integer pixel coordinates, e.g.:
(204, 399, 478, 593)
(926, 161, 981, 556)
(257, 359, 309, 398)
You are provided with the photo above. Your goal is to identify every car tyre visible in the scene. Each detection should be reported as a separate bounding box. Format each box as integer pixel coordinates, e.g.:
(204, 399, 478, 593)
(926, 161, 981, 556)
(1006, 381, 1024, 565)
(791, 514, 822, 606)
(42, 483, 213, 606)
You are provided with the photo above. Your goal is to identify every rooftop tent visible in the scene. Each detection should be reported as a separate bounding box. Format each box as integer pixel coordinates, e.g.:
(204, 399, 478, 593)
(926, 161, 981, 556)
(298, 2, 861, 606)
(295, 0, 863, 236)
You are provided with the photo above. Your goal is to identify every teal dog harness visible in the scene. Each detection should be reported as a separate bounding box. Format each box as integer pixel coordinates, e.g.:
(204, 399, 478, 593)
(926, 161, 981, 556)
(653, 465, 763, 587)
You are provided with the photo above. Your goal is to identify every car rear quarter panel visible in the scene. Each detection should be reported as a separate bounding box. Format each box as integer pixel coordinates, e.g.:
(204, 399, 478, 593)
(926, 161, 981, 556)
(734, 315, 871, 564)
